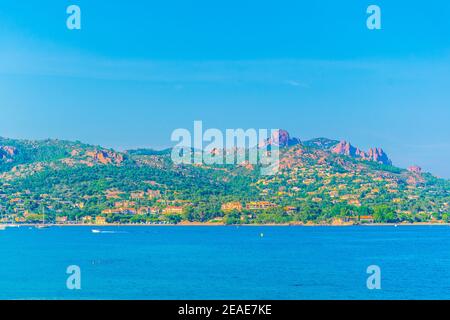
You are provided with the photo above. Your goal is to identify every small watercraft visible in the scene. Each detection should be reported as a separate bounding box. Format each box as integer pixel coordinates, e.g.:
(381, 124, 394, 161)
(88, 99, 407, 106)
(35, 207, 49, 229)
(35, 224, 50, 229)
(91, 229, 101, 233)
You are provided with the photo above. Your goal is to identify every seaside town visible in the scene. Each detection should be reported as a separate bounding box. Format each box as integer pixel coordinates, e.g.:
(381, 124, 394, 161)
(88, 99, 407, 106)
(0, 131, 449, 227)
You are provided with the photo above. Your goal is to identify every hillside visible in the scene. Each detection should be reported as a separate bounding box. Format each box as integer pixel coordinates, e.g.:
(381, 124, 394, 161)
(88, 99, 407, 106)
(0, 132, 448, 225)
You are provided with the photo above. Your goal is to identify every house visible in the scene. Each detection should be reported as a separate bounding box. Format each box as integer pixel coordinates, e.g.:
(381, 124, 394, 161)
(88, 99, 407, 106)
(329, 190, 339, 198)
(246, 201, 277, 210)
(348, 199, 361, 207)
(95, 216, 107, 225)
(102, 207, 136, 215)
(10, 198, 23, 204)
(15, 216, 26, 223)
(120, 208, 137, 215)
(331, 217, 353, 226)
(303, 179, 315, 185)
(56, 216, 68, 224)
(102, 209, 116, 214)
(76, 202, 85, 209)
(137, 207, 160, 215)
(149, 207, 160, 214)
(147, 190, 161, 199)
(359, 215, 374, 223)
(82, 216, 93, 223)
(130, 191, 145, 199)
(284, 206, 297, 214)
(162, 206, 184, 214)
(115, 201, 136, 208)
(105, 189, 124, 199)
(221, 202, 243, 212)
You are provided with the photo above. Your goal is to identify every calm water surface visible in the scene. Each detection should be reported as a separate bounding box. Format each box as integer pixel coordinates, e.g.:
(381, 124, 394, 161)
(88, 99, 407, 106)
(1, 226, 449, 299)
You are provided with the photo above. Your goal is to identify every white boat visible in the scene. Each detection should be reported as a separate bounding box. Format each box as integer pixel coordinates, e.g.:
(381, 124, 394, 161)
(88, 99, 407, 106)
(92, 229, 101, 233)
(35, 224, 50, 229)
(35, 207, 50, 229)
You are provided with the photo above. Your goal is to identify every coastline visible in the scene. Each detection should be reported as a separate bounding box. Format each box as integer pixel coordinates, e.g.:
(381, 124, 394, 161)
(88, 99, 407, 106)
(5, 222, 450, 227)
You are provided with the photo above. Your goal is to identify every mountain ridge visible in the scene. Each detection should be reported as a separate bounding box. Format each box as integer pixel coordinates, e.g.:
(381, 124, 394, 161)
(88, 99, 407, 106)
(0, 132, 439, 182)
(0, 132, 448, 225)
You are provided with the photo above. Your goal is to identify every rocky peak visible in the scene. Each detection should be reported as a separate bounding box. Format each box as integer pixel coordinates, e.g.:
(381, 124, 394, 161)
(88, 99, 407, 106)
(366, 148, 392, 165)
(85, 150, 124, 165)
(261, 129, 301, 148)
(331, 141, 392, 165)
(408, 165, 422, 174)
(0, 146, 18, 160)
(331, 141, 363, 158)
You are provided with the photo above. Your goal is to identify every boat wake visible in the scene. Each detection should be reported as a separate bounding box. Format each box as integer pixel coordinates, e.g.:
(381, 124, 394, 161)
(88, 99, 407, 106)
(92, 229, 127, 234)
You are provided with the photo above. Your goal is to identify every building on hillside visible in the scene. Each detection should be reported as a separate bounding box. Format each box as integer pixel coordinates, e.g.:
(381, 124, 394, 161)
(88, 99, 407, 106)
(149, 207, 160, 214)
(95, 216, 107, 225)
(55, 216, 68, 224)
(122, 208, 136, 215)
(102, 207, 136, 215)
(82, 216, 93, 224)
(10, 198, 23, 204)
(147, 190, 161, 199)
(114, 201, 136, 208)
(162, 206, 184, 214)
(76, 202, 85, 209)
(347, 199, 361, 207)
(105, 189, 124, 199)
(221, 202, 243, 212)
(246, 201, 277, 210)
(137, 207, 160, 215)
(359, 215, 374, 223)
(130, 191, 145, 199)
(15, 216, 26, 223)
(284, 206, 297, 214)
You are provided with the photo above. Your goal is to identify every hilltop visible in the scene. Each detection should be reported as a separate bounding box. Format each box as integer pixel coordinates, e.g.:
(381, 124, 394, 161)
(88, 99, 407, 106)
(0, 132, 448, 225)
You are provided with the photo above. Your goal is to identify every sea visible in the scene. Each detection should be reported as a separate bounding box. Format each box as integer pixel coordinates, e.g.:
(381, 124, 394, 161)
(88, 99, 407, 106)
(1, 225, 449, 300)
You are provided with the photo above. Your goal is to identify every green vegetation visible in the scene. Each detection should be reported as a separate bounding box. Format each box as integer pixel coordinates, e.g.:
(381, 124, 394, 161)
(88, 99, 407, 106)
(0, 137, 448, 225)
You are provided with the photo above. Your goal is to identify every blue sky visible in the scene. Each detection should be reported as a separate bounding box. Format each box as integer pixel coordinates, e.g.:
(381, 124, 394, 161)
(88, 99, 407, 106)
(0, 0, 449, 177)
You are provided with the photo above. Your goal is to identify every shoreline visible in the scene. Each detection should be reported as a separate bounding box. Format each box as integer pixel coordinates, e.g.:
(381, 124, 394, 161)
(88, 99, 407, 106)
(4, 222, 450, 227)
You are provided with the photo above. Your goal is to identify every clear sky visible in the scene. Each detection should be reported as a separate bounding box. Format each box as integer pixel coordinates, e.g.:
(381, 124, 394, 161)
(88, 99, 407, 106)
(0, 0, 449, 177)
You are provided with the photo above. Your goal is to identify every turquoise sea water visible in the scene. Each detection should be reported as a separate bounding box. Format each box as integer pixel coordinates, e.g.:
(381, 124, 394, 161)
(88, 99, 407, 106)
(1, 225, 450, 300)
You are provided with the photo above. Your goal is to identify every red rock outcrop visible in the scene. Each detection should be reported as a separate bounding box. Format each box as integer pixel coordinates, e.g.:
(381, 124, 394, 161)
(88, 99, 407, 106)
(0, 146, 18, 160)
(85, 150, 124, 165)
(260, 129, 301, 148)
(365, 148, 392, 165)
(331, 141, 364, 158)
(408, 166, 422, 174)
(331, 141, 392, 165)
